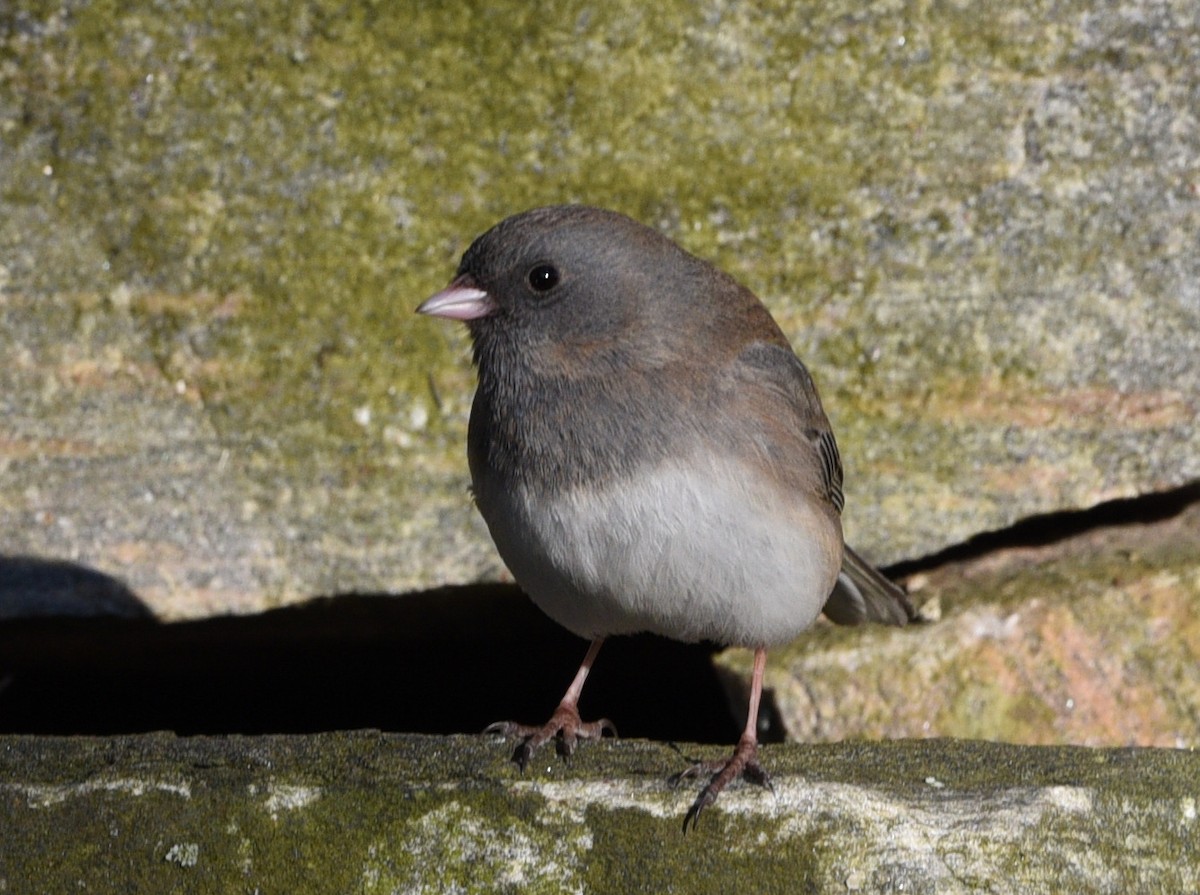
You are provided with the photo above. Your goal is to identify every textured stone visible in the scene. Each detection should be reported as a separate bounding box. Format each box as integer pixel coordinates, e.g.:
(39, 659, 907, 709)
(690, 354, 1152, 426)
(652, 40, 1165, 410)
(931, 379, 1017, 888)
(2, 0, 1198, 616)
(719, 495, 1200, 749)
(2, 732, 1197, 893)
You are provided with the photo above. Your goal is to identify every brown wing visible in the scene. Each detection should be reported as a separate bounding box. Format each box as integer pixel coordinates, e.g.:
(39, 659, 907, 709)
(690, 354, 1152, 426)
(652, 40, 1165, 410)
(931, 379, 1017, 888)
(726, 341, 844, 512)
(727, 342, 913, 627)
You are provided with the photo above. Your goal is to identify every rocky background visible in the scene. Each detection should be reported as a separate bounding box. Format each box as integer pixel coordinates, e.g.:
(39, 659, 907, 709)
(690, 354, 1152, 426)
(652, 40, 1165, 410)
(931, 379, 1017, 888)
(3, 2, 1199, 888)
(2, 0, 1199, 749)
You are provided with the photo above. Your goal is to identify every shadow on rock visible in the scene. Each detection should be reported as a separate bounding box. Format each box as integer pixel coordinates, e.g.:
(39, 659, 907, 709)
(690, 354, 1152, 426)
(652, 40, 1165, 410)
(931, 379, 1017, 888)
(0, 586, 770, 746)
(0, 555, 151, 620)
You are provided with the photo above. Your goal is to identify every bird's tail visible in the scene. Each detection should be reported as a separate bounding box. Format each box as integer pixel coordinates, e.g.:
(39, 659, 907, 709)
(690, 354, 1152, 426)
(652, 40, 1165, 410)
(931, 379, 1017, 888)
(822, 544, 916, 626)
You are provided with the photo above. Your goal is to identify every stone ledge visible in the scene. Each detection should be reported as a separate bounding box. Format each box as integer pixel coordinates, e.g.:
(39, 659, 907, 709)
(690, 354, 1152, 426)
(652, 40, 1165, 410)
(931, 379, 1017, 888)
(1, 732, 1196, 893)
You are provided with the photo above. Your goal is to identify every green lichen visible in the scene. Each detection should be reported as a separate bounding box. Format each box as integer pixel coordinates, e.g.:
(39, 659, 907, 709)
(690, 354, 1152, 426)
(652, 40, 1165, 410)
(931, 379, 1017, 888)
(3, 0, 1197, 595)
(2, 732, 1197, 891)
(1, 0, 1098, 459)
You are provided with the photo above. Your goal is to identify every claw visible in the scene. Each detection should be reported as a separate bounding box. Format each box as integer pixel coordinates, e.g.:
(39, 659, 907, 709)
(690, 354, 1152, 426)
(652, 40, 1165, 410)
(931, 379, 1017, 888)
(682, 791, 713, 833)
(484, 638, 615, 771)
(483, 720, 521, 737)
(666, 762, 703, 790)
(513, 740, 535, 771)
(673, 735, 771, 833)
(486, 702, 617, 771)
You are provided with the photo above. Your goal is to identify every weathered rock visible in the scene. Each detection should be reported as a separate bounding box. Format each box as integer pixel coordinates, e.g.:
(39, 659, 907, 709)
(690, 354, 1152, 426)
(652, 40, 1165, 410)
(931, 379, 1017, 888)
(0, 293, 290, 617)
(2, 0, 1198, 617)
(1, 732, 1197, 893)
(717, 493, 1200, 749)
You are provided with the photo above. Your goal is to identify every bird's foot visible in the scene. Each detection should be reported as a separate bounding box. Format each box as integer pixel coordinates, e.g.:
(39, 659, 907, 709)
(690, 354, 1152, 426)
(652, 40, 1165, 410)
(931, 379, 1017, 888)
(668, 734, 771, 832)
(485, 702, 617, 770)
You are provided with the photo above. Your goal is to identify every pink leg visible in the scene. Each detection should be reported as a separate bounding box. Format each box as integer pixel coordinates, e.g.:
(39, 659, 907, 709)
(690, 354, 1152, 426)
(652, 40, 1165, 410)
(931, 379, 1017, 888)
(671, 646, 771, 832)
(485, 638, 617, 769)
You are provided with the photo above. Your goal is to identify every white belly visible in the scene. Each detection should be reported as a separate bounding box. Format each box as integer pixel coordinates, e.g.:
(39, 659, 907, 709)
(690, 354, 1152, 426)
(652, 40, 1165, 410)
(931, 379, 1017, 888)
(474, 454, 842, 647)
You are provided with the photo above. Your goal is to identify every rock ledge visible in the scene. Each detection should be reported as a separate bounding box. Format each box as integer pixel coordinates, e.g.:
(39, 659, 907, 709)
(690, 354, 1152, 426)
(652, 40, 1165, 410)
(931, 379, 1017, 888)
(2, 732, 1196, 893)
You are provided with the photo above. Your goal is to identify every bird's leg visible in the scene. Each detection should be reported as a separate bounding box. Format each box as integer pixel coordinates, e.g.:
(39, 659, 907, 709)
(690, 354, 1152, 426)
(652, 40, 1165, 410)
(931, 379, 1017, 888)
(670, 646, 772, 832)
(484, 637, 617, 769)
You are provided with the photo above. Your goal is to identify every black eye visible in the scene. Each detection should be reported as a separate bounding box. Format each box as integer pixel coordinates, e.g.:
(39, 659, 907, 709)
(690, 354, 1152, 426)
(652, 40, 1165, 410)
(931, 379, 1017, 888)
(527, 264, 560, 292)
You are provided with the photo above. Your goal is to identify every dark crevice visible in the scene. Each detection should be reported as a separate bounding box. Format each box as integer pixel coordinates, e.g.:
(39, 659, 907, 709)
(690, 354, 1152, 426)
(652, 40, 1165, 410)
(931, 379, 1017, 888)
(885, 480, 1200, 580)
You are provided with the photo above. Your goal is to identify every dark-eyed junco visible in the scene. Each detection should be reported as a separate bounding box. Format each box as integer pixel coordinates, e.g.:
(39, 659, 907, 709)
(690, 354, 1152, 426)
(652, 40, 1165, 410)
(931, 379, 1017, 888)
(418, 204, 914, 830)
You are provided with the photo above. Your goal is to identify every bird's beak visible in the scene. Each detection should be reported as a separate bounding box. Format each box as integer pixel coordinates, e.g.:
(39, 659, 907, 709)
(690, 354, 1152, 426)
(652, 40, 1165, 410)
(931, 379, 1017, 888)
(416, 274, 498, 321)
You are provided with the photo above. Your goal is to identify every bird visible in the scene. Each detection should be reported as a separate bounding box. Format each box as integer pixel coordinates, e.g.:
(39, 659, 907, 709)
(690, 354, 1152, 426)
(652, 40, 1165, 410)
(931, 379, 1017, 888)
(417, 204, 915, 831)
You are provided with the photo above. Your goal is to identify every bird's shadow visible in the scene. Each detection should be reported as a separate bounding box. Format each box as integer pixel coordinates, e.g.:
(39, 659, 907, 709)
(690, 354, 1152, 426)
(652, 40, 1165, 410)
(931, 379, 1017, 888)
(0, 578, 779, 744)
(0, 555, 151, 620)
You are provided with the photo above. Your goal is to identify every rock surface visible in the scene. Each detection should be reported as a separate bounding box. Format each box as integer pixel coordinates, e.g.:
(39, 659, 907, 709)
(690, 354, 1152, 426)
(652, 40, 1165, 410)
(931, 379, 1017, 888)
(718, 494, 1200, 749)
(4, 8, 1198, 889)
(2, 0, 1199, 617)
(2, 732, 1198, 893)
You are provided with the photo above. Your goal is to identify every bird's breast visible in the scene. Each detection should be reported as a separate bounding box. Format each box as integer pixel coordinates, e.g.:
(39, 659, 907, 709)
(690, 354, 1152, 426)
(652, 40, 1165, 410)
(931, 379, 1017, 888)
(471, 450, 843, 648)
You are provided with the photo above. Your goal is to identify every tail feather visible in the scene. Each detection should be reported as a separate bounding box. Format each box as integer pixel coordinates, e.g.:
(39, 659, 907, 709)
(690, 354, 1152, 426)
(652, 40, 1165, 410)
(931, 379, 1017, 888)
(822, 544, 916, 627)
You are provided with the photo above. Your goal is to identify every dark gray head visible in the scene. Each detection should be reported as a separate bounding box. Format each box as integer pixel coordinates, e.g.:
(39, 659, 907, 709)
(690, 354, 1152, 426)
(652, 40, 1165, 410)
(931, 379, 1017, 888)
(418, 205, 736, 375)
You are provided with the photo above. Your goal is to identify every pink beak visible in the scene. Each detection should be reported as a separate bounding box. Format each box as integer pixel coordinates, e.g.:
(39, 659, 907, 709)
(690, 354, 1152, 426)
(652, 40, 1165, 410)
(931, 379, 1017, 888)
(416, 274, 497, 321)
